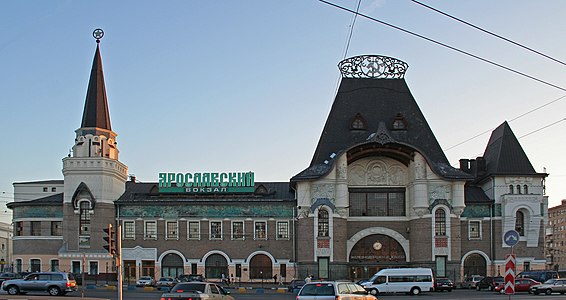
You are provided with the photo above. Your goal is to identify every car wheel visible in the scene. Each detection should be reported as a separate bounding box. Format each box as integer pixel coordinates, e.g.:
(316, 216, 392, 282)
(546, 289, 552, 295)
(448, 288, 452, 292)
(488, 285, 493, 291)
(369, 288, 379, 295)
(7, 285, 19, 295)
(48, 286, 61, 296)
(476, 285, 480, 291)
(410, 287, 421, 295)
(534, 290, 540, 295)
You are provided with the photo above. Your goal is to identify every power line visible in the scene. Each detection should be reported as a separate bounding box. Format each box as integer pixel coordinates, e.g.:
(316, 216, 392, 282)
(444, 94, 566, 151)
(342, 0, 362, 59)
(519, 118, 566, 139)
(317, 0, 566, 92)
(409, 0, 566, 67)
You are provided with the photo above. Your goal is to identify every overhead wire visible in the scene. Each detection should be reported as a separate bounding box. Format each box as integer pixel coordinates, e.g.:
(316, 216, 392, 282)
(317, 0, 566, 93)
(409, 0, 566, 67)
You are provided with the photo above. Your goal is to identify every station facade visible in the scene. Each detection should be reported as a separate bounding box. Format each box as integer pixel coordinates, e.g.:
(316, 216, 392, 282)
(8, 36, 548, 283)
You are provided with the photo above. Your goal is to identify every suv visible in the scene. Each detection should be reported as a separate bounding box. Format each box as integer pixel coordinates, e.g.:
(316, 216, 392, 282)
(476, 276, 504, 291)
(1, 272, 77, 296)
(461, 275, 483, 289)
(297, 281, 376, 300)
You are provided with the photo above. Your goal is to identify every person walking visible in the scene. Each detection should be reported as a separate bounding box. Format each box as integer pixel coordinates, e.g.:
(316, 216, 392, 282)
(273, 274, 278, 284)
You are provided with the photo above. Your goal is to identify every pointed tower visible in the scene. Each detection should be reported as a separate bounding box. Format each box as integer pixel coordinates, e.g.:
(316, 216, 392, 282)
(62, 30, 128, 255)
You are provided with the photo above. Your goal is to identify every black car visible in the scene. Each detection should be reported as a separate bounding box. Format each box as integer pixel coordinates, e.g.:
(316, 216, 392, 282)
(476, 276, 504, 291)
(434, 278, 454, 292)
(178, 274, 204, 282)
(288, 279, 306, 292)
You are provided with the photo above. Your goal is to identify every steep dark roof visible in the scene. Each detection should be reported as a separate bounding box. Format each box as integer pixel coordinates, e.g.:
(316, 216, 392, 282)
(116, 181, 294, 203)
(7, 193, 63, 208)
(81, 43, 111, 130)
(483, 121, 538, 175)
(293, 76, 471, 181)
(464, 186, 492, 204)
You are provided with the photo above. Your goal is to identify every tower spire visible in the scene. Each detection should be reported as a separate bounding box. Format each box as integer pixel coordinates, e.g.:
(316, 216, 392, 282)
(81, 29, 111, 130)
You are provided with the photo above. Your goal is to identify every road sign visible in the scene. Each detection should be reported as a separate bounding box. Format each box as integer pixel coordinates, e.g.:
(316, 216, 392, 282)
(504, 230, 519, 247)
(505, 254, 516, 295)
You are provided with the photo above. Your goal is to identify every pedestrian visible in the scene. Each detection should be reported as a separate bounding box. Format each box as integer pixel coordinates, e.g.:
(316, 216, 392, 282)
(273, 274, 278, 284)
(305, 275, 311, 283)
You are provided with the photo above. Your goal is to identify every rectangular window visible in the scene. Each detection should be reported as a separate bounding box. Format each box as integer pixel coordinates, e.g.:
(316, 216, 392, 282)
(72, 261, 81, 274)
(232, 221, 244, 240)
(50, 260, 59, 272)
(31, 221, 41, 236)
(30, 259, 41, 272)
(15, 222, 23, 236)
(435, 256, 447, 277)
(318, 257, 329, 280)
(277, 221, 289, 240)
(15, 259, 22, 273)
(123, 221, 135, 239)
(188, 221, 200, 240)
(349, 188, 406, 216)
(210, 221, 222, 240)
(51, 221, 62, 236)
(254, 221, 267, 240)
(144, 221, 157, 240)
(166, 221, 178, 240)
(89, 261, 99, 275)
(51, 187, 56, 192)
(469, 220, 481, 239)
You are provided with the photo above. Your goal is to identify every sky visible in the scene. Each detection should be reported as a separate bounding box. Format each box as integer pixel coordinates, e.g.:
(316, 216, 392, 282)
(1, 0, 566, 224)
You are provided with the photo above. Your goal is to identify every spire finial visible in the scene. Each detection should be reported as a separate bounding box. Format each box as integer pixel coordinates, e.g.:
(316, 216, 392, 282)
(93, 28, 104, 44)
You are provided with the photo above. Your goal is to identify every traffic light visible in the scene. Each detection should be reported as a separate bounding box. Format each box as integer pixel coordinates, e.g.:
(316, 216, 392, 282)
(103, 223, 116, 257)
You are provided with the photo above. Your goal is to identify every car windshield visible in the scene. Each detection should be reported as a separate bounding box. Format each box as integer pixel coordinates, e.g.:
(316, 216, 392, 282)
(171, 283, 206, 293)
(300, 283, 335, 296)
(544, 279, 557, 284)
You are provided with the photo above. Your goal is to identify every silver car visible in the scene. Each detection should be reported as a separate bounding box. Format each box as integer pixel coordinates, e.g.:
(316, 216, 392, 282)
(297, 281, 377, 300)
(530, 278, 566, 295)
(1, 272, 77, 296)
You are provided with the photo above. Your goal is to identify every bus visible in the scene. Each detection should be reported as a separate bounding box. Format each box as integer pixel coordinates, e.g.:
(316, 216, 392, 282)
(361, 268, 434, 295)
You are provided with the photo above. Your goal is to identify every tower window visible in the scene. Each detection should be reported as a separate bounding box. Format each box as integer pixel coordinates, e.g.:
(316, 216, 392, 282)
(391, 113, 407, 130)
(516, 210, 525, 236)
(350, 113, 367, 130)
(509, 185, 514, 194)
(318, 210, 329, 237)
(435, 209, 446, 236)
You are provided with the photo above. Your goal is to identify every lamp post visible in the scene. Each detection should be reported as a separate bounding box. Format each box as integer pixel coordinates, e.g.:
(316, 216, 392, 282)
(260, 271, 263, 288)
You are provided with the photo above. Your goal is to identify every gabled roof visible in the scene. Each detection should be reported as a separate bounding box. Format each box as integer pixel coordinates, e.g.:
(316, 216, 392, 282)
(483, 121, 538, 175)
(81, 43, 111, 131)
(464, 186, 492, 204)
(292, 63, 471, 181)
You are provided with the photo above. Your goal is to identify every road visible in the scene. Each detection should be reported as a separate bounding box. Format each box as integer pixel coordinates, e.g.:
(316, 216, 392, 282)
(2, 288, 566, 300)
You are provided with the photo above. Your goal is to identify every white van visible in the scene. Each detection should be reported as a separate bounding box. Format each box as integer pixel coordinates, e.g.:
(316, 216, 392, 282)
(361, 268, 434, 295)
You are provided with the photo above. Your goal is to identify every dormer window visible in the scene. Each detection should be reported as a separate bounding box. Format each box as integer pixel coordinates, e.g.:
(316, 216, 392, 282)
(350, 113, 367, 130)
(392, 113, 407, 130)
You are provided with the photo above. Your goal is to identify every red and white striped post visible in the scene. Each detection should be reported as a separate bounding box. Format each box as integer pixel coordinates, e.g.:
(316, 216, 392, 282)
(504, 254, 516, 295)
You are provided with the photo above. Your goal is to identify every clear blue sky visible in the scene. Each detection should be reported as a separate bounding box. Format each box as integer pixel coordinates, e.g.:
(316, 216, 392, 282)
(2, 1, 566, 223)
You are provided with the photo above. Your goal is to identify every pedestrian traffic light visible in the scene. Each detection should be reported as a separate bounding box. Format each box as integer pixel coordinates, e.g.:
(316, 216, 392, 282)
(103, 223, 116, 257)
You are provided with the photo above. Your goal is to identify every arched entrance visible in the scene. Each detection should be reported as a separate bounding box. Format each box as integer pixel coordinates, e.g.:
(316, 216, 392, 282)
(249, 254, 272, 279)
(205, 254, 228, 279)
(161, 253, 184, 278)
(349, 234, 407, 280)
(463, 253, 487, 276)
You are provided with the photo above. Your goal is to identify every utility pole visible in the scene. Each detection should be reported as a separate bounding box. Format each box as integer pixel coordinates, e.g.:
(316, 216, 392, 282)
(117, 224, 122, 300)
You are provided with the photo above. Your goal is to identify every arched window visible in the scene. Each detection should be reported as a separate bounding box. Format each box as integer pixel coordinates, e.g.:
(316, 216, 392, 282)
(524, 185, 528, 194)
(515, 210, 525, 236)
(517, 185, 521, 194)
(435, 209, 446, 236)
(318, 209, 329, 237)
(509, 185, 514, 194)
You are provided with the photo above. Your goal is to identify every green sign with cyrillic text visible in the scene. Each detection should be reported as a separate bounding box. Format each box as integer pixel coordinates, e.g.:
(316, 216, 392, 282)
(158, 171, 255, 194)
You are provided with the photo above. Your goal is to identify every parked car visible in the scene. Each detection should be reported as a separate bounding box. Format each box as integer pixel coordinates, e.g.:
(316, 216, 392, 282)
(156, 276, 177, 289)
(530, 278, 566, 295)
(460, 275, 483, 289)
(178, 274, 205, 282)
(517, 270, 558, 284)
(297, 281, 377, 300)
(159, 281, 234, 300)
(136, 276, 155, 287)
(288, 279, 306, 292)
(476, 276, 504, 291)
(495, 277, 540, 293)
(434, 278, 454, 292)
(0, 272, 77, 296)
(0, 273, 20, 284)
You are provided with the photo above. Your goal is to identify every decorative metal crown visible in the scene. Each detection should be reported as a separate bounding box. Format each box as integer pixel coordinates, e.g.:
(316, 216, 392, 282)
(338, 55, 408, 79)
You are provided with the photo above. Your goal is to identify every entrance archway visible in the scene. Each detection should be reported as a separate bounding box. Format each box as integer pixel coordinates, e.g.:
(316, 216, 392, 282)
(205, 254, 228, 279)
(463, 253, 487, 276)
(161, 253, 184, 278)
(349, 234, 407, 280)
(249, 254, 272, 279)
